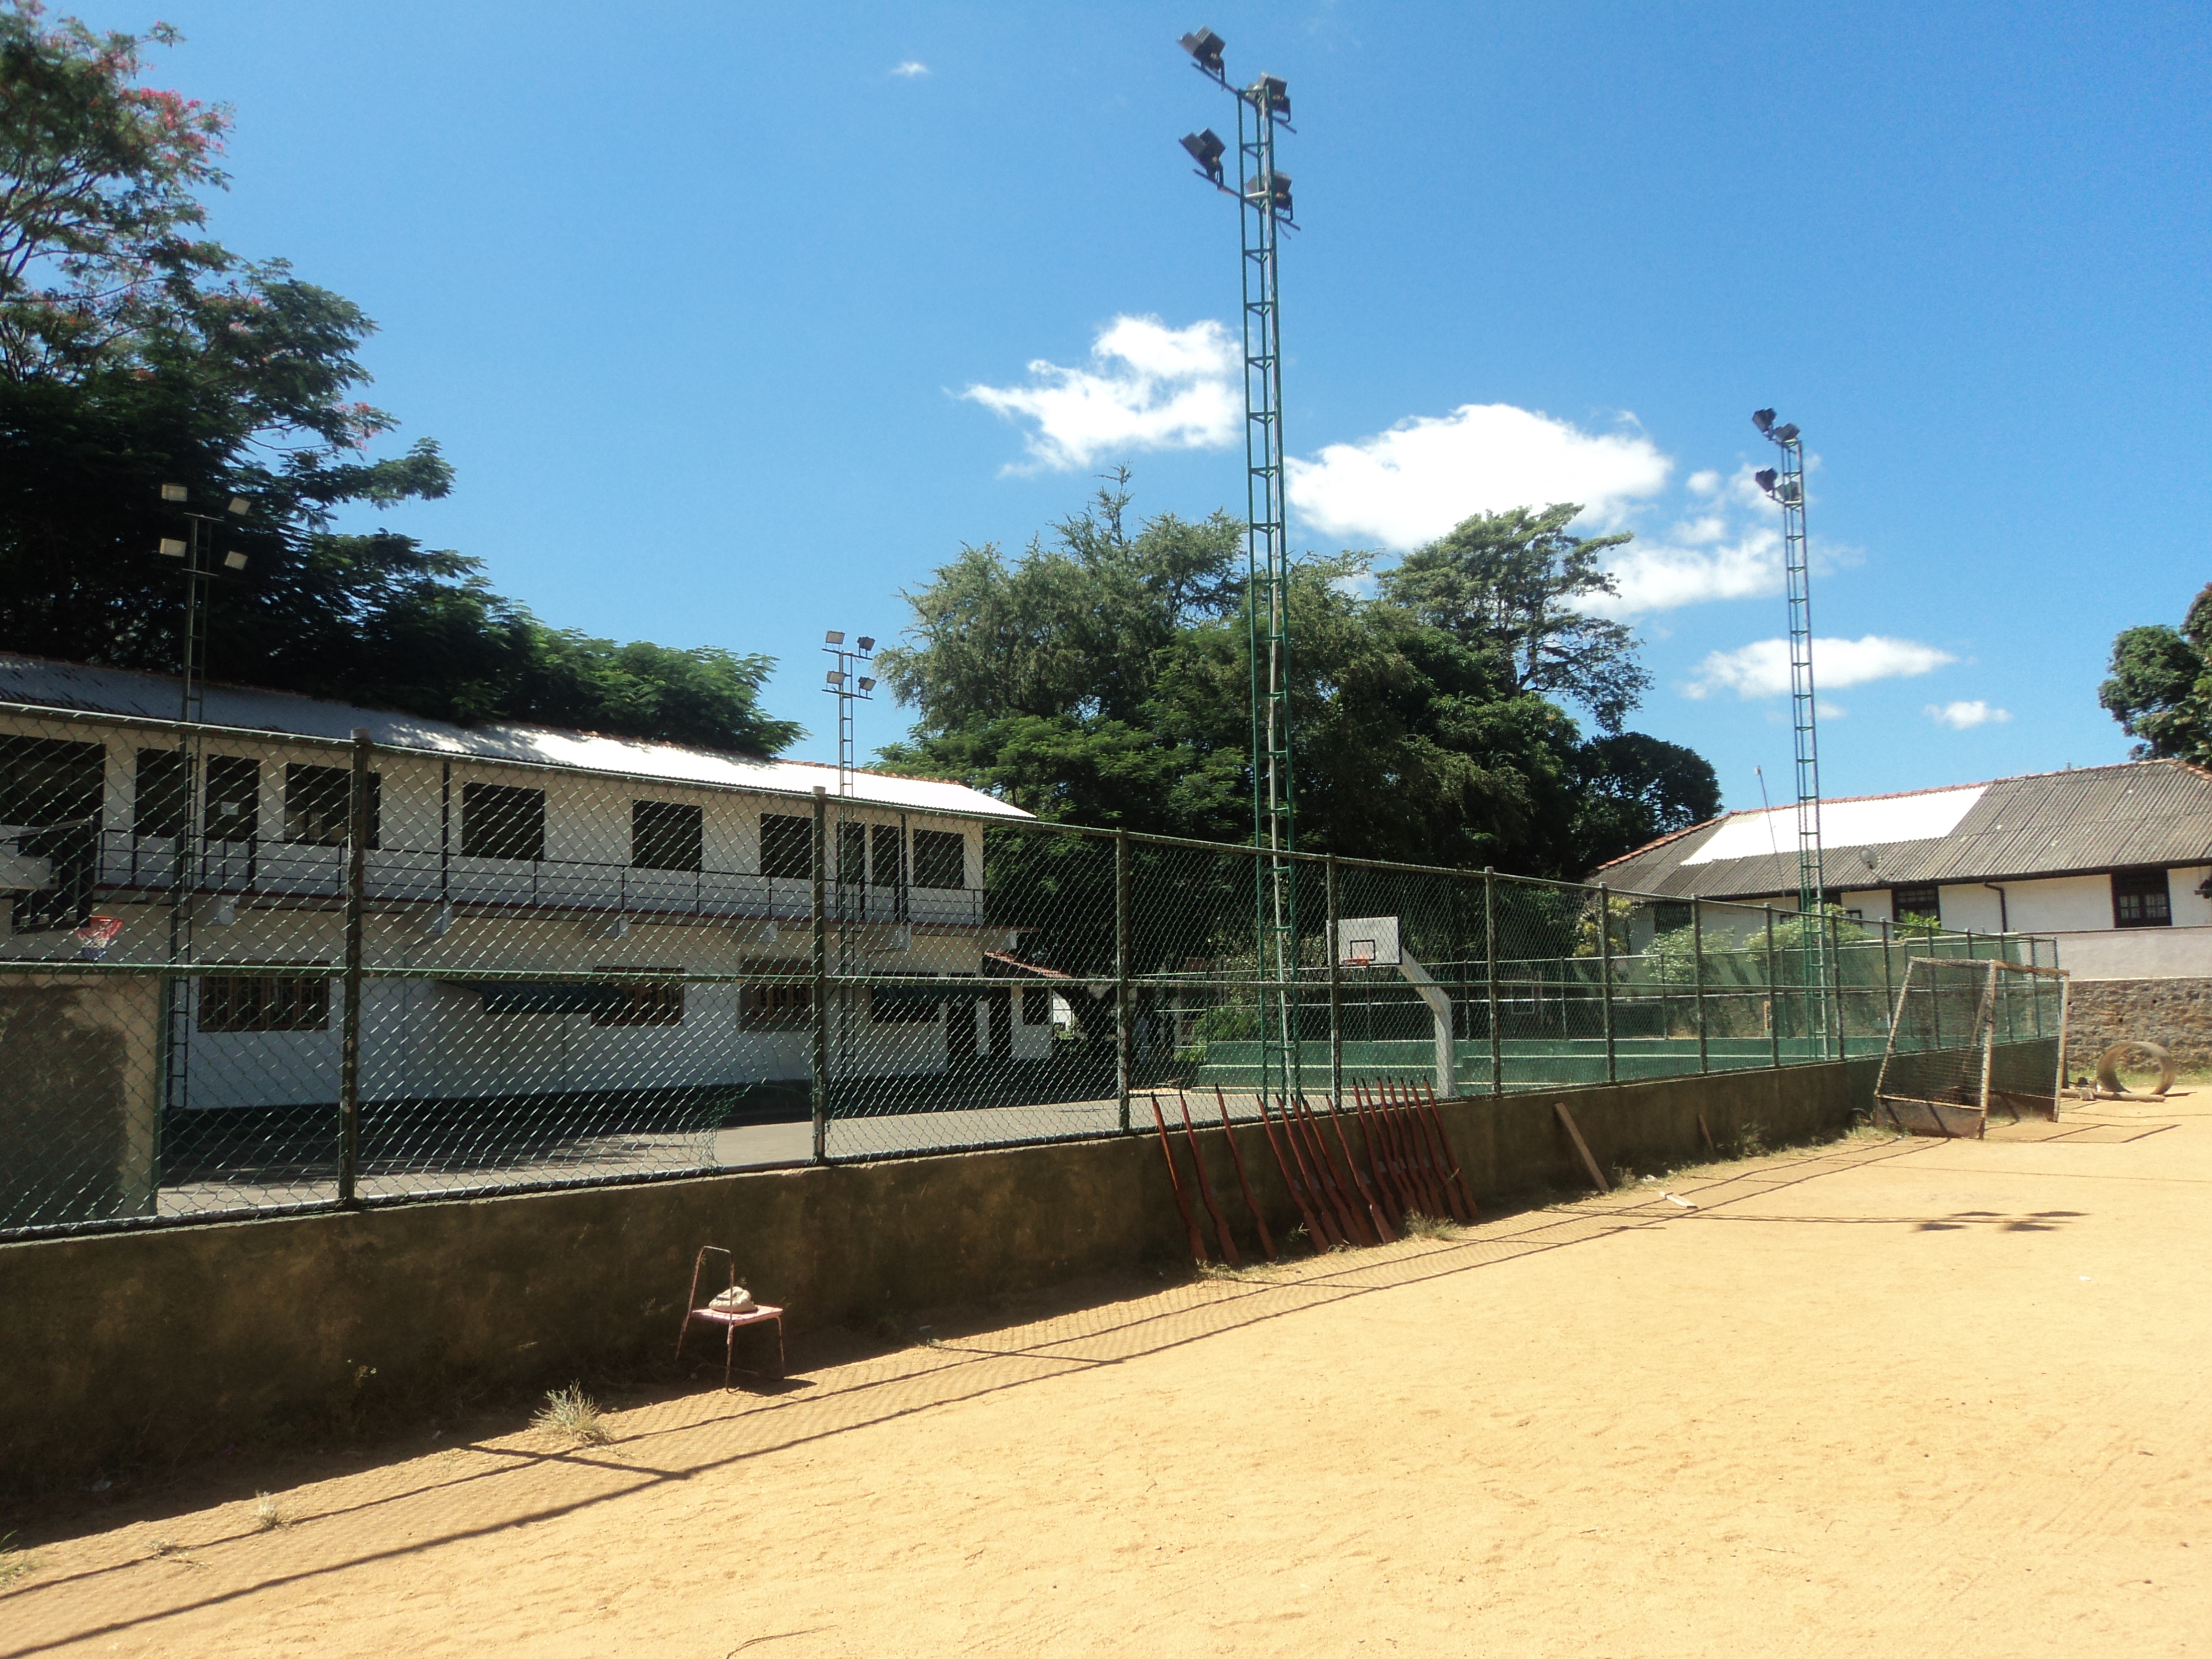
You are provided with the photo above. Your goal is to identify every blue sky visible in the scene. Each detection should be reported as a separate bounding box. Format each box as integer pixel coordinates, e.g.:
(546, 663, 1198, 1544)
(111, 1, 2209, 810)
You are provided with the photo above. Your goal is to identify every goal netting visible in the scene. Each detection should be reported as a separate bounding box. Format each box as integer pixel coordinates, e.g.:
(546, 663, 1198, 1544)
(1872, 957, 2068, 1138)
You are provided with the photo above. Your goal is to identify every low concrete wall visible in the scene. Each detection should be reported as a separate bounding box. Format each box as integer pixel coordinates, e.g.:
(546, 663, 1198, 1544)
(0, 1059, 1875, 1496)
(0, 974, 159, 1231)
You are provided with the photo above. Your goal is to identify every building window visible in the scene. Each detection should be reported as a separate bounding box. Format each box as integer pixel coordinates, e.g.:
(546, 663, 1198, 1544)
(592, 969, 685, 1026)
(199, 974, 330, 1033)
(1891, 884, 1941, 925)
(872, 823, 904, 887)
(205, 755, 259, 842)
(285, 763, 382, 847)
(739, 963, 810, 1030)
(760, 813, 811, 880)
(912, 828, 965, 890)
(1021, 987, 1052, 1026)
(461, 781, 545, 862)
(2112, 868, 2172, 929)
(837, 820, 867, 884)
(632, 800, 703, 872)
(134, 749, 188, 840)
(870, 983, 943, 1024)
(1, 735, 104, 828)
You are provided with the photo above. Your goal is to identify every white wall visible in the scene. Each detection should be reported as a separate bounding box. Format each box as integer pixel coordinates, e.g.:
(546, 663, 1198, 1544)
(2045, 926, 2212, 982)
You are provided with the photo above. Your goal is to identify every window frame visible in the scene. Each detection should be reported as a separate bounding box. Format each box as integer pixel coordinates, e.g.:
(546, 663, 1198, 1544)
(1890, 884, 1942, 926)
(2111, 867, 2172, 930)
(759, 813, 812, 881)
(590, 968, 686, 1027)
(460, 780, 546, 863)
(911, 827, 966, 891)
(630, 799, 704, 873)
(282, 762, 380, 848)
(198, 973, 332, 1034)
(738, 959, 811, 1030)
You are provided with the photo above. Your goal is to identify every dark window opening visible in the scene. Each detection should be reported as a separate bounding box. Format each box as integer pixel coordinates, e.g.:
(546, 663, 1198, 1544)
(1651, 901, 1692, 934)
(1891, 884, 1941, 925)
(912, 828, 965, 890)
(871, 823, 904, 888)
(284, 763, 380, 848)
(134, 749, 188, 841)
(199, 974, 330, 1033)
(631, 800, 703, 872)
(461, 781, 545, 862)
(870, 983, 943, 1024)
(838, 820, 867, 885)
(2112, 868, 2172, 929)
(760, 813, 811, 880)
(592, 969, 685, 1026)
(740, 964, 811, 1030)
(1021, 987, 1053, 1026)
(3, 737, 105, 933)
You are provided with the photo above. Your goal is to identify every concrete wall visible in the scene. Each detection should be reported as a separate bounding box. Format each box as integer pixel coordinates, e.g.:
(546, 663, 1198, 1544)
(0, 1059, 1877, 1496)
(0, 974, 160, 1232)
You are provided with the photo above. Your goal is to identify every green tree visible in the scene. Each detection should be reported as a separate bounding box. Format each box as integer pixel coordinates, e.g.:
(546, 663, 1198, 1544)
(0, 4, 798, 756)
(2099, 582, 2211, 765)
(1378, 503, 1650, 734)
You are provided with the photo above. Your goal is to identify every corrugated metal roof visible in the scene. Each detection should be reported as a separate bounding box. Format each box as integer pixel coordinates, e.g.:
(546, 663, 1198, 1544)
(1595, 760, 2212, 899)
(0, 654, 1032, 822)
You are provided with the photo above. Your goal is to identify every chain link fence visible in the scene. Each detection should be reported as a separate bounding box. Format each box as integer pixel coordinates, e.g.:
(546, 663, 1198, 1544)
(2, 702, 2065, 1237)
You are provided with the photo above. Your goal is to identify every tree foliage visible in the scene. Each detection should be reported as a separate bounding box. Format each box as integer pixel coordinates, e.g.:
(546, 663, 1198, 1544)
(879, 478, 1719, 878)
(0, 4, 797, 755)
(2099, 582, 2212, 766)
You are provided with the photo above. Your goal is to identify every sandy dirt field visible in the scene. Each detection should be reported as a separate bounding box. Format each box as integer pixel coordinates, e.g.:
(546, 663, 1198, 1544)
(6, 1098, 2209, 1658)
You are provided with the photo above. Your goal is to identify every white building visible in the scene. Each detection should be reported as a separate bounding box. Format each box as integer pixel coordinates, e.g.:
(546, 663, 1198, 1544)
(1594, 759, 2212, 1065)
(0, 656, 1053, 1116)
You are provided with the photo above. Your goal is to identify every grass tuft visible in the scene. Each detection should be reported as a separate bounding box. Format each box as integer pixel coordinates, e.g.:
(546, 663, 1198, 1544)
(0, 1533, 36, 1589)
(531, 1383, 611, 1446)
(252, 1492, 293, 1532)
(1402, 1211, 1464, 1241)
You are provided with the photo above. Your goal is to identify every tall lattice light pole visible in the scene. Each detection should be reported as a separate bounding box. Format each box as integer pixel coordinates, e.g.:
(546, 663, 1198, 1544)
(1752, 409, 1828, 1039)
(821, 630, 876, 799)
(1179, 25, 1301, 1102)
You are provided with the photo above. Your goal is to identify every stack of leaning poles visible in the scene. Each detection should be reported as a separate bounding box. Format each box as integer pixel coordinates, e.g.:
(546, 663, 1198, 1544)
(1146, 1082, 1478, 1266)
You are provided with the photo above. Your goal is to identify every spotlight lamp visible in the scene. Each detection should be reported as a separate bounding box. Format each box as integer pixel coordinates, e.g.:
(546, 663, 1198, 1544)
(1178, 26, 1226, 74)
(855, 636, 876, 653)
(825, 669, 846, 686)
(824, 629, 844, 645)
(1257, 74, 1290, 118)
(158, 537, 187, 557)
(223, 550, 248, 571)
(1751, 409, 1776, 435)
(1246, 170, 1292, 217)
(857, 676, 877, 693)
(159, 482, 187, 503)
(1771, 422, 1799, 444)
(1754, 467, 1778, 494)
(1180, 128, 1227, 184)
(226, 495, 249, 517)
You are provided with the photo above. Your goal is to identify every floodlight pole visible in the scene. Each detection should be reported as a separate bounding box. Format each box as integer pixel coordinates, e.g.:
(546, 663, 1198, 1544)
(820, 634, 875, 800)
(1755, 413, 1828, 1043)
(1182, 31, 1301, 1105)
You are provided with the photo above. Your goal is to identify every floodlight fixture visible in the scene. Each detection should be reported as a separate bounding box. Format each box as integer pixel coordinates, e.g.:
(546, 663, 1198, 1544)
(1772, 422, 1799, 444)
(825, 669, 846, 686)
(856, 635, 875, 653)
(1754, 468, 1779, 495)
(1181, 128, 1227, 184)
(226, 495, 249, 516)
(223, 550, 248, 571)
(1751, 408, 1776, 435)
(159, 537, 187, 557)
(1179, 27, 1225, 74)
(823, 629, 844, 645)
(160, 482, 187, 503)
(1257, 74, 1290, 118)
(857, 676, 877, 692)
(1247, 170, 1292, 217)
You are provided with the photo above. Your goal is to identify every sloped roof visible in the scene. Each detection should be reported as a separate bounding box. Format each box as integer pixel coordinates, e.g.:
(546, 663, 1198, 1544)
(1594, 760, 2212, 899)
(0, 654, 1031, 822)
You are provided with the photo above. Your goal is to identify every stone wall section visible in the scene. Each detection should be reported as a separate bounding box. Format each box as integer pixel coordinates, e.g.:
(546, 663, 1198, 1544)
(2064, 976, 2212, 1074)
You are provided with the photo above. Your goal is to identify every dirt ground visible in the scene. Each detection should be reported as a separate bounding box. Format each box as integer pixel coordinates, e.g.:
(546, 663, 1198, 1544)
(6, 1097, 2209, 1658)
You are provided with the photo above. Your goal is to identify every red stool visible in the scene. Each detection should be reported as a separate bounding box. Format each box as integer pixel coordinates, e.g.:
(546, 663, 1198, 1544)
(676, 1245, 785, 1388)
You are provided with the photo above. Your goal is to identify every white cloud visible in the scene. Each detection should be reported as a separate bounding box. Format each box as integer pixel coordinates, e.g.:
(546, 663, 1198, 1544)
(1684, 635, 1958, 700)
(961, 315, 1239, 473)
(1283, 403, 1672, 549)
(1584, 526, 1782, 619)
(1687, 469, 1721, 497)
(891, 60, 929, 76)
(1926, 700, 2012, 730)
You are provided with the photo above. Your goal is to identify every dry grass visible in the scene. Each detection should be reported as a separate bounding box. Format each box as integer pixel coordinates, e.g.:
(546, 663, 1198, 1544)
(531, 1384, 611, 1446)
(252, 1492, 293, 1532)
(1401, 1211, 1464, 1241)
(0, 1532, 36, 1589)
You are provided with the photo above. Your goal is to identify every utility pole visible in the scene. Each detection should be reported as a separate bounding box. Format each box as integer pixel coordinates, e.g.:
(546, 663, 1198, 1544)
(1180, 25, 1301, 1103)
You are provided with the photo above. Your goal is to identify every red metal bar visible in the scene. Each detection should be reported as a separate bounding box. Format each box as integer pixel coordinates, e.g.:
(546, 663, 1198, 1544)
(1214, 1088, 1279, 1261)
(1345, 1084, 1404, 1230)
(1355, 1082, 1417, 1224)
(1417, 1080, 1478, 1222)
(1147, 1092, 1211, 1265)
(1295, 1093, 1374, 1246)
(1316, 1092, 1395, 1243)
(1259, 1093, 1334, 1252)
(1178, 1090, 1242, 1266)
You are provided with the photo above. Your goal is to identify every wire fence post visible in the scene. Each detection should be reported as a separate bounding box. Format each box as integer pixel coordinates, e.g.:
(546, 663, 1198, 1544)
(1692, 895, 1708, 1074)
(1765, 906, 1782, 1070)
(1115, 828, 1131, 1135)
(1827, 909, 1846, 1059)
(338, 726, 370, 1207)
(1598, 883, 1616, 1084)
(810, 785, 828, 1165)
(1326, 853, 1343, 1110)
(1485, 867, 1501, 1098)
(1881, 918, 1896, 1040)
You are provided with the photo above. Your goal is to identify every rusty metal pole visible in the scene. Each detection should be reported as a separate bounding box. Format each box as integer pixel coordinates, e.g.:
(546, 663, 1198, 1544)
(1115, 828, 1132, 1134)
(1765, 907, 1781, 1070)
(1693, 896, 1708, 1074)
(811, 786, 828, 1164)
(1598, 883, 1616, 1084)
(1485, 868, 1501, 1098)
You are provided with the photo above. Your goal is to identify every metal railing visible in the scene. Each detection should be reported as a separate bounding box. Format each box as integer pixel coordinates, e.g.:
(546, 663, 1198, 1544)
(0, 703, 2065, 1237)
